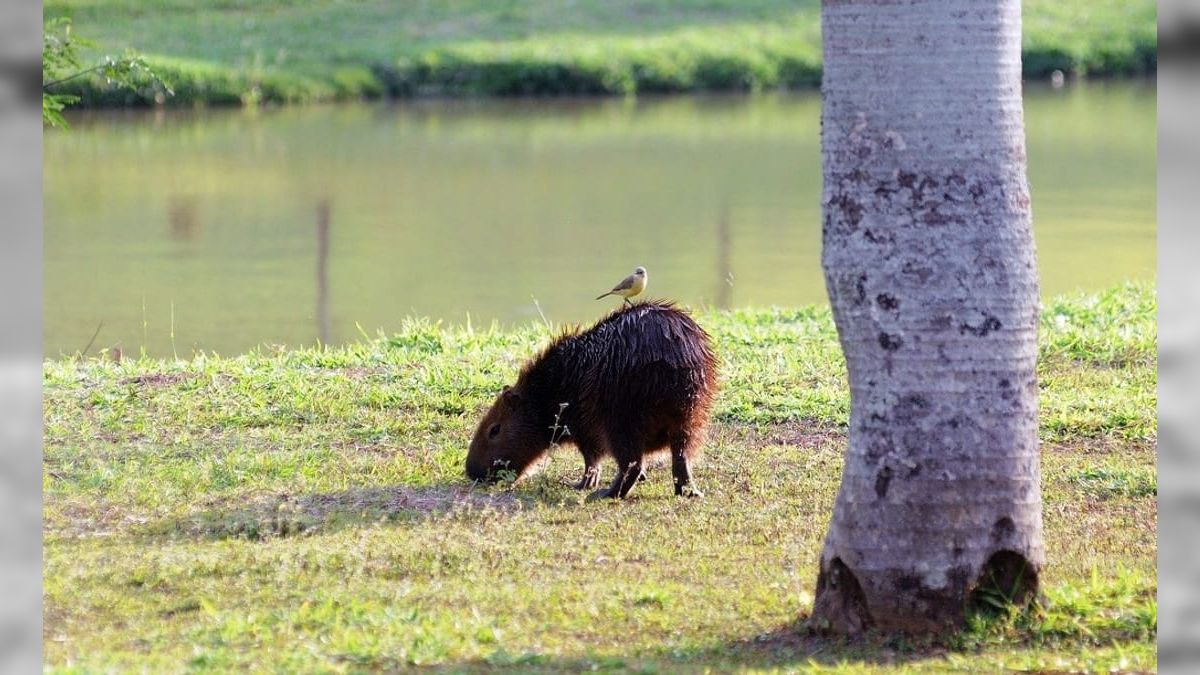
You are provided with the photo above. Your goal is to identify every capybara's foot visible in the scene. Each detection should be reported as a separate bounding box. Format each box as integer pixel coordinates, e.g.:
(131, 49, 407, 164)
(573, 468, 601, 490)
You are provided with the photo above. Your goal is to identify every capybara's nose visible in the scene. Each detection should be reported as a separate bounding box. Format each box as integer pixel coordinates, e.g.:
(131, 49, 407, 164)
(466, 458, 489, 481)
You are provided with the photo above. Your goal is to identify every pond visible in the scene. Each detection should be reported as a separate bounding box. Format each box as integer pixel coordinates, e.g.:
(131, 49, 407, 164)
(44, 81, 1155, 357)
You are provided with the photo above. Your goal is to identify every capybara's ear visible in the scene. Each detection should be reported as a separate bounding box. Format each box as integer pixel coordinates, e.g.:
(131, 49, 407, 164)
(503, 388, 521, 409)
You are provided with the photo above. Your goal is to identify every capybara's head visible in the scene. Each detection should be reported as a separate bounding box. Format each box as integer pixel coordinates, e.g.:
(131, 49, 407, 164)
(466, 385, 549, 482)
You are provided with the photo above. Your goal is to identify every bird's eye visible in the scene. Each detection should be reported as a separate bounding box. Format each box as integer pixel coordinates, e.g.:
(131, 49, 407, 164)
(488, 423, 501, 439)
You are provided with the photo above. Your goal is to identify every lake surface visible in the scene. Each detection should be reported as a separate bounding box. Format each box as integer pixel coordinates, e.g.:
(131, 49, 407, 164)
(44, 81, 1155, 357)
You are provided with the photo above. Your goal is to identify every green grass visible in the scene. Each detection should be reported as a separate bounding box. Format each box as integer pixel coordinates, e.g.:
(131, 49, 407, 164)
(44, 0, 1156, 106)
(43, 282, 1156, 671)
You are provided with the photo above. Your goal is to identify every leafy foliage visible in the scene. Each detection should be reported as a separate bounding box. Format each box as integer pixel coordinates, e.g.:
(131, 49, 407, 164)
(42, 17, 172, 127)
(41, 18, 82, 127)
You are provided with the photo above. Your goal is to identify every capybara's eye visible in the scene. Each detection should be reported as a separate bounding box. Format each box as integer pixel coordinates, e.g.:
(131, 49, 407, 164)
(488, 423, 501, 439)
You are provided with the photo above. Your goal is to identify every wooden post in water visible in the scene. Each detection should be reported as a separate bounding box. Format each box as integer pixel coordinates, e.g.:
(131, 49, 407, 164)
(316, 198, 331, 346)
(716, 201, 732, 310)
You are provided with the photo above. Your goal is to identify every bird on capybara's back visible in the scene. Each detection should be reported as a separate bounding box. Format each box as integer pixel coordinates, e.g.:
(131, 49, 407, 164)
(467, 301, 717, 499)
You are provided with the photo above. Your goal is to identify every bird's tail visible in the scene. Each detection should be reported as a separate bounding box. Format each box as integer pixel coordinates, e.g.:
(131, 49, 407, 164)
(595, 292, 613, 300)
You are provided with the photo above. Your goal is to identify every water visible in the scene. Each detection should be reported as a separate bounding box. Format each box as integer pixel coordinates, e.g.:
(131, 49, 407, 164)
(44, 81, 1155, 357)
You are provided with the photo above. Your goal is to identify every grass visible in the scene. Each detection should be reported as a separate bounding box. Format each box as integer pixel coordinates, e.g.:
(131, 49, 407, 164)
(44, 0, 1156, 106)
(43, 281, 1157, 671)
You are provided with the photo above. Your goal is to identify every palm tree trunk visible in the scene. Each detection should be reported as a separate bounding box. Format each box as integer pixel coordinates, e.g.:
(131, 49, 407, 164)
(812, 0, 1043, 633)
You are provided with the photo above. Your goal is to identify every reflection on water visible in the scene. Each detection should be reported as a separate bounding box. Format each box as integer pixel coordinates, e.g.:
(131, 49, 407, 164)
(167, 195, 200, 243)
(44, 82, 1155, 357)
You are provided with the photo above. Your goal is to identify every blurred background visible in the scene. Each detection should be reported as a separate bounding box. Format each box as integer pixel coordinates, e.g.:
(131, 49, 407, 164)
(41, 0, 1157, 357)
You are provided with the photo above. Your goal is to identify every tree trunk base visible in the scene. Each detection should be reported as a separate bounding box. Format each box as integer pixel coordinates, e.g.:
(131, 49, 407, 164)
(809, 551, 1039, 636)
(809, 557, 873, 635)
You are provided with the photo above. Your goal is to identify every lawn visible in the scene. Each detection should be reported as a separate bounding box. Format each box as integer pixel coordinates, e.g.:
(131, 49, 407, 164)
(42, 282, 1156, 671)
(44, 0, 1156, 105)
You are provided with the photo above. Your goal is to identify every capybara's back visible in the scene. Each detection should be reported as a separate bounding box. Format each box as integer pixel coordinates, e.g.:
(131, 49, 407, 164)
(466, 301, 717, 498)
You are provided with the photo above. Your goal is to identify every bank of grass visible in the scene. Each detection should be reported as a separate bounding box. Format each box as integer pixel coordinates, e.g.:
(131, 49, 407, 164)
(43, 282, 1156, 672)
(45, 0, 1156, 106)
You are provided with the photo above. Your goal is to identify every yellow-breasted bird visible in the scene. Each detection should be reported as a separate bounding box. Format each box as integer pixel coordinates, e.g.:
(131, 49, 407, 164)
(595, 266, 647, 306)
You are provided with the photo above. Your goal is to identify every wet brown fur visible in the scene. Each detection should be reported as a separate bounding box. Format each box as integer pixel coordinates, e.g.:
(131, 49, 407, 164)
(466, 300, 718, 498)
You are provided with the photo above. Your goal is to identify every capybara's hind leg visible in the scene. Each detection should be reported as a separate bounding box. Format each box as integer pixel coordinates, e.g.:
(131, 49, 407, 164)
(671, 439, 702, 498)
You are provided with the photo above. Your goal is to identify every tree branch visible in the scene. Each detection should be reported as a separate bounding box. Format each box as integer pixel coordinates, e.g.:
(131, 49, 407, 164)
(43, 59, 136, 90)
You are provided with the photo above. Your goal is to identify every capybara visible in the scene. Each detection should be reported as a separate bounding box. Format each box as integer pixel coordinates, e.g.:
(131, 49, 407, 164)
(466, 301, 717, 498)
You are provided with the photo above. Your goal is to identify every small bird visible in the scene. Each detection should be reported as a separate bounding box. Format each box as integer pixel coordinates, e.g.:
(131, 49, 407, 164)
(595, 266, 648, 306)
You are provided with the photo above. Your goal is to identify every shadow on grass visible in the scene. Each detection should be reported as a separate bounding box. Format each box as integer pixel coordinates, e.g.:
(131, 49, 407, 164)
(408, 617, 950, 672)
(136, 458, 705, 542)
(413, 586, 1155, 672)
(143, 482, 525, 541)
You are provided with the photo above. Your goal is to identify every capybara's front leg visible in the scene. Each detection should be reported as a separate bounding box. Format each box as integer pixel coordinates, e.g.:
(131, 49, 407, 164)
(572, 443, 603, 490)
(589, 458, 643, 499)
(573, 462, 601, 490)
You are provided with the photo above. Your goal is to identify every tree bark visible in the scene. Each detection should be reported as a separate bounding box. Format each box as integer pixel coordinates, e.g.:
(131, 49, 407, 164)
(812, 0, 1043, 634)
